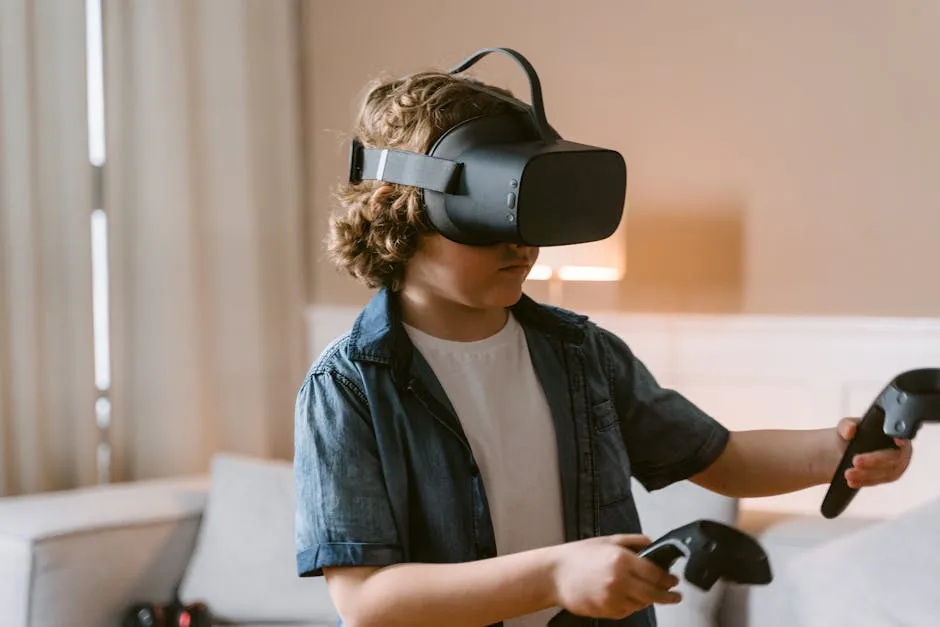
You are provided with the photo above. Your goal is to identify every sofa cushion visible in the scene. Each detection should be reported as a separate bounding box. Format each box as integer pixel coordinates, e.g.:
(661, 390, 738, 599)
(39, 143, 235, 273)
(779, 494, 940, 626)
(178, 454, 336, 624)
(631, 478, 738, 627)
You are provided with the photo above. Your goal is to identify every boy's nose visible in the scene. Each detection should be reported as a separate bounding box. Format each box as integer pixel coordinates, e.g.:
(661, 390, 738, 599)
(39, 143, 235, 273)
(505, 243, 539, 265)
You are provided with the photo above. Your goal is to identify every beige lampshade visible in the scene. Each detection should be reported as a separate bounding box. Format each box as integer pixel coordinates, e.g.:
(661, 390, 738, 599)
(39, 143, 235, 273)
(527, 204, 627, 281)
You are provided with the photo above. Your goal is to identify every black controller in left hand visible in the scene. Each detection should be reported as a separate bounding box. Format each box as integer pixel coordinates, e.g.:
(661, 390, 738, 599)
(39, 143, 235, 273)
(820, 368, 940, 519)
(548, 520, 772, 626)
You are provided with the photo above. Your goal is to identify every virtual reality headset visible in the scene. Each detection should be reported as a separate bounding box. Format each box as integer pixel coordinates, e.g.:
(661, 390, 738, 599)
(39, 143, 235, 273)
(347, 47, 627, 247)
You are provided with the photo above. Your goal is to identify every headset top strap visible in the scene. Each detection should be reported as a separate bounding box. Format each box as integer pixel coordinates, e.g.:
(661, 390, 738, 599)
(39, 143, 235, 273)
(447, 47, 553, 141)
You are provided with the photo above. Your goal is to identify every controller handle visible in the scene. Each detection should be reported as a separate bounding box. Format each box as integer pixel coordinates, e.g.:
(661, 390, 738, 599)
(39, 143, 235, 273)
(820, 404, 897, 519)
(636, 541, 687, 571)
(820, 368, 940, 519)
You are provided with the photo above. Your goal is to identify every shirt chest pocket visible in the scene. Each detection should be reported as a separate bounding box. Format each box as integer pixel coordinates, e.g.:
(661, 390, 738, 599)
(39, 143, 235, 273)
(590, 399, 634, 507)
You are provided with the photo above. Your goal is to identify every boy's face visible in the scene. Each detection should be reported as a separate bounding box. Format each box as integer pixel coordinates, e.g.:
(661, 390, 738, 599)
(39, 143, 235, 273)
(403, 234, 539, 309)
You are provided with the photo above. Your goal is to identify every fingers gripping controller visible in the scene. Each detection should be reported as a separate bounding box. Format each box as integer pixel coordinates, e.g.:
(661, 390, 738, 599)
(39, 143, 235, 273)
(819, 404, 897, 519)
(548, 521, 772, 626)
(821, 368, 940, 519)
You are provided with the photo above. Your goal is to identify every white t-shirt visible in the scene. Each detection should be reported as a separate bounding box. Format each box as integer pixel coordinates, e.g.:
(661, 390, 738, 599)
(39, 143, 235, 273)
(404, 313, 564, 627)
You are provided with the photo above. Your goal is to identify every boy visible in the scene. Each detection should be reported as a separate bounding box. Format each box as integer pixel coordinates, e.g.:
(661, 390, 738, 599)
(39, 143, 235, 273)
(293, 69, 913, 627)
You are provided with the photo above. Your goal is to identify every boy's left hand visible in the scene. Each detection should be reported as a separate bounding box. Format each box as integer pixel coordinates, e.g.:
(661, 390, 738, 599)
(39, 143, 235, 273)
(836, 417, 914, 489)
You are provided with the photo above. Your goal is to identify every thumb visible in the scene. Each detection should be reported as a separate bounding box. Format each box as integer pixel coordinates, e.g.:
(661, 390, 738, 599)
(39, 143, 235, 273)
(837, 417, 859, 441)
(606, 534, 652, 550)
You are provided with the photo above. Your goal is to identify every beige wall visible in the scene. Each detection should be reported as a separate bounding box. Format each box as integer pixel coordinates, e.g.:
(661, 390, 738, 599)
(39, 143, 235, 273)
(303, 0, 940, 317)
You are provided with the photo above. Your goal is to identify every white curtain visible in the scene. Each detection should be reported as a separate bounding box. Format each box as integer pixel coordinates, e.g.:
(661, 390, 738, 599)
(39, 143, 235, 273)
(101, 0, 308, 482)
(0, 0, 98, 496)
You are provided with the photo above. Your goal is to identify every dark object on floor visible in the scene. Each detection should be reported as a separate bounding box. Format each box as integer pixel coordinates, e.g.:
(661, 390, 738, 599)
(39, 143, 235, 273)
(122, 600, 212, 627)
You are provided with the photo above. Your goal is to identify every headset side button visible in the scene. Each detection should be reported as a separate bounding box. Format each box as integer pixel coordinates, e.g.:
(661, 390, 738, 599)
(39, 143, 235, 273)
(506, 192, 516, 208)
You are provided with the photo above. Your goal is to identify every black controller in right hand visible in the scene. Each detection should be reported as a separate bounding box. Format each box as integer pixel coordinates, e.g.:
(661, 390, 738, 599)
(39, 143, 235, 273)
(635, 519, 772, 591)
(820, 368, 940, 519)
(819, 403, 898, 519)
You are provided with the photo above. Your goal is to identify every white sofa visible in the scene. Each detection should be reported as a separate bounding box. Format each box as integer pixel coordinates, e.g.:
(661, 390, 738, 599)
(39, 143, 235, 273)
(0, 453, 892, 627)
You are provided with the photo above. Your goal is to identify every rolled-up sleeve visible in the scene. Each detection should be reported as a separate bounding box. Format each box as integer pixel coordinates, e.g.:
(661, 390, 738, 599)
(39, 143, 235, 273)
(602, 330, 730, 492)
(294, 370, 402, 577)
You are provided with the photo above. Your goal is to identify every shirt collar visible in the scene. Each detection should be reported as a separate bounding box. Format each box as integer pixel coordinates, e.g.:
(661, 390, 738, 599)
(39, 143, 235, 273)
(348, 287, 588, 381)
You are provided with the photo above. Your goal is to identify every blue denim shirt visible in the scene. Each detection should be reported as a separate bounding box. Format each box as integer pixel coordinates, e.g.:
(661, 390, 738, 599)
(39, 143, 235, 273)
(294, 288, 730, 627)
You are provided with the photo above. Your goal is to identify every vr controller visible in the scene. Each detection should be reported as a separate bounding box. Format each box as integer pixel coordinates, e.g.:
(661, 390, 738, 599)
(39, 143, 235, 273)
(548, 520, 772, 626)
(821, 367, 940, 519)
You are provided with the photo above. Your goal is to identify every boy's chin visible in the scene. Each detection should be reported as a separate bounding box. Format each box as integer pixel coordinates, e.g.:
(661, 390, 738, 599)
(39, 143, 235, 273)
(481, 286, 525, 309)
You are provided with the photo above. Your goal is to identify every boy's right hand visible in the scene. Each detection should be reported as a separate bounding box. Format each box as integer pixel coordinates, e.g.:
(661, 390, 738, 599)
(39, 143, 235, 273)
(551, 534, 682, 620)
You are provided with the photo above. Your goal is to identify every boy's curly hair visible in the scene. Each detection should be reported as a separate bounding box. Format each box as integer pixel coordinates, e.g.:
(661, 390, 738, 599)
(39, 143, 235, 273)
(327, 71, 519, 291)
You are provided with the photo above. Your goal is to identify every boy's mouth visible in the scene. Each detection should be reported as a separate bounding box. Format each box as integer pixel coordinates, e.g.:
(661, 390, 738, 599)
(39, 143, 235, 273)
(499, 262, 531, 274)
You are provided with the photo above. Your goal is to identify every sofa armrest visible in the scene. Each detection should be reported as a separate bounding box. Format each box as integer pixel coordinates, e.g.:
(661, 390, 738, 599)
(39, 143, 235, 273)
(0, 476, 209, 627)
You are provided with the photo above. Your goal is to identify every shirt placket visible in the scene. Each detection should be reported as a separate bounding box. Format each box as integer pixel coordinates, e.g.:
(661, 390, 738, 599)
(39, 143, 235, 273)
(406, 374, 498, 561)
